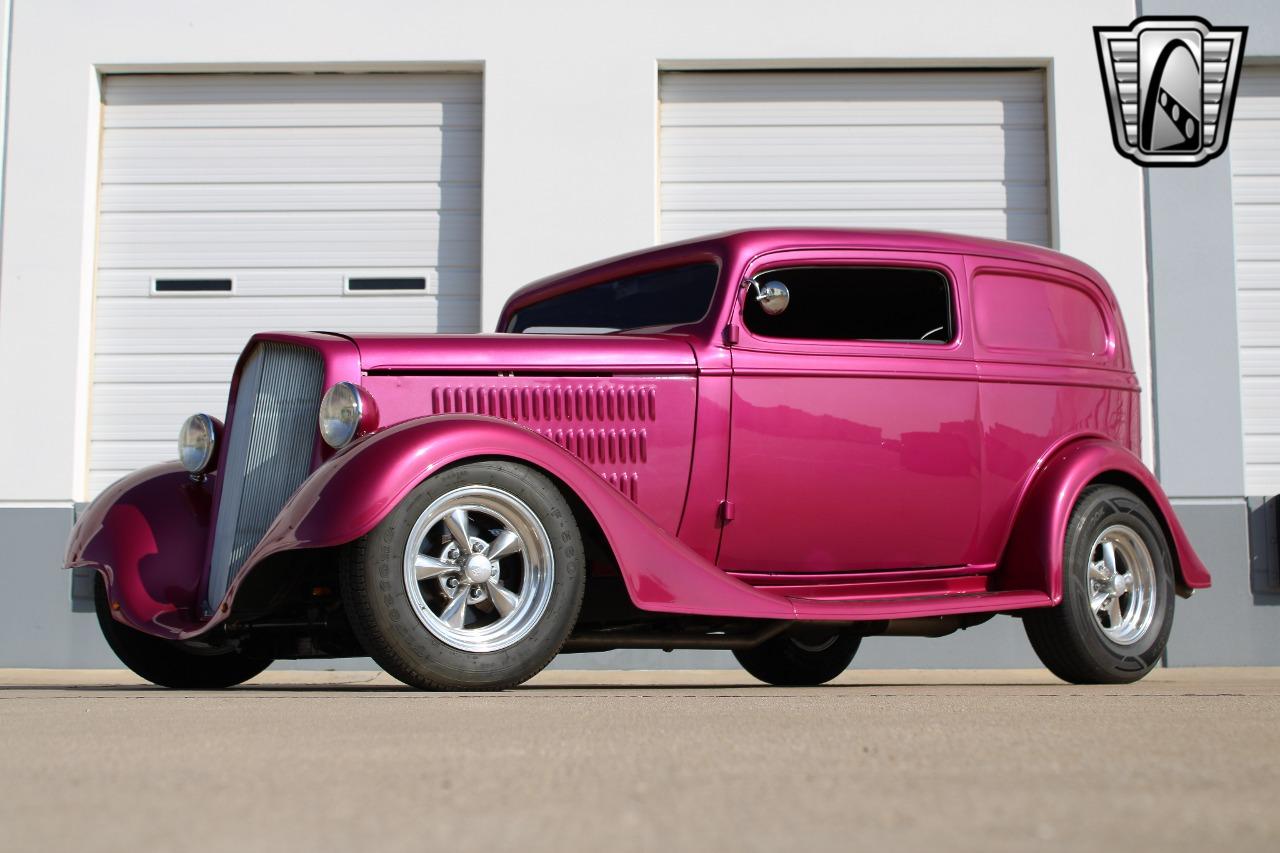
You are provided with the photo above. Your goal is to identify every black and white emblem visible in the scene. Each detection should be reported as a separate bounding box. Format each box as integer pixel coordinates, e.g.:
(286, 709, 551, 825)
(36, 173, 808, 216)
(1094, 17, 1247, 167)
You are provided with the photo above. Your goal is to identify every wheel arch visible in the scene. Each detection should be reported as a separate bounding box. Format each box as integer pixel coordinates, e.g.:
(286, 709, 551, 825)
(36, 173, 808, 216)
(994, 438, 1211, 602)
(1086, 469, 1191, 593)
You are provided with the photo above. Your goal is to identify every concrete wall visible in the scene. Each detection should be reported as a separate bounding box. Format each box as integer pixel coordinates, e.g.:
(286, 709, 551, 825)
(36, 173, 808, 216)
(3, 0, 1264, 669)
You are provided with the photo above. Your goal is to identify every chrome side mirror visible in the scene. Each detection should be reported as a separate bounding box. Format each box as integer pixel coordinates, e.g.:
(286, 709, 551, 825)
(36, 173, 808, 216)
(750, 279, 790, 316)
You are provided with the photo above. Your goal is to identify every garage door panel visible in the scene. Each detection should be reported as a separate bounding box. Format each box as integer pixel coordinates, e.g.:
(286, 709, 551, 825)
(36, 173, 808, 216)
(1236, 260, 1280, 291)
(661, 209, 1047, 244)
(91, 441, 185, 472)
(104, 100, 482, 130)
(1241, 378, 1280, 429)
(1232, 67, 1280, 496)
(1237, 290, 1280, 345)
(1231, 204, 1280, 261)
(104, 73, 482, 108)
(661, 99, 1046, 128)
(103, 73, 482, 131)
(662, 180, 1047, 213)
(99, 181, 480, 214)
(662, 127, 1047, 183)
(93, 385, 232, 441)
(101, 127, 482, 184)
(88, 72, 483, 497)
(1246, 435, 1280, 466)
(94, 353, 241, 385)
(659, 70, 1050, 247)
(1239, 347, 1280, 377)
(96, 210, 481, 270)
(93, 295, 480, 354)
(1229, 174, 1280, 206)
(659, 70, 1045, 104)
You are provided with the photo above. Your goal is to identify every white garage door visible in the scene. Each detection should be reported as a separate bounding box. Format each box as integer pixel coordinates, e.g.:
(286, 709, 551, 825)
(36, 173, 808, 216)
(659, 70, 1050, 246)
(1232, 67, 1280, 497)
(89, 73, 482, 496)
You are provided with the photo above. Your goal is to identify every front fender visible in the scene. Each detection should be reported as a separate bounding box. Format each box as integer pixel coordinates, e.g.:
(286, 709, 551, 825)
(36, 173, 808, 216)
(239, 415, 795, 621)
(996, 438, 1211, 602)
(65, 462, 215, 638)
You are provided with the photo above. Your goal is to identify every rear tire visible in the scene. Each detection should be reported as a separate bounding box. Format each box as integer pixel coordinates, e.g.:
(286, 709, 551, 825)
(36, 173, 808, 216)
(1024, 485, 1174, 684)
(94, 579, 272, 688)
(341, 460, 585, 691)
(733, 630, 861, 686)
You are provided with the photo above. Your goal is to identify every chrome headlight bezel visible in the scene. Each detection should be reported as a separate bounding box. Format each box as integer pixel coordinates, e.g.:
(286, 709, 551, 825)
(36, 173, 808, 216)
(178, 413, 220, 475)
(318, 382, 371, 449)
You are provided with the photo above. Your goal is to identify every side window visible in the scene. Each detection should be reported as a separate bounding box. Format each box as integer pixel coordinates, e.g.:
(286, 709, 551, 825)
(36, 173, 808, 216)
(742, 266, 954, 344)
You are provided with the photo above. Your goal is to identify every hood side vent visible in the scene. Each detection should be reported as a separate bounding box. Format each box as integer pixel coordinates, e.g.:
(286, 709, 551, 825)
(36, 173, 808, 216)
(430, 382, 656, 502)
(431, 385, 656, 422)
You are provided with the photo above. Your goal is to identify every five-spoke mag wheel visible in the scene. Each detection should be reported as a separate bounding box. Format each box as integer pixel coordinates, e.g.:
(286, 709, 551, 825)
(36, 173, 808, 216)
(403, 487, 554, 653)
(1085, 525, 1157, 646)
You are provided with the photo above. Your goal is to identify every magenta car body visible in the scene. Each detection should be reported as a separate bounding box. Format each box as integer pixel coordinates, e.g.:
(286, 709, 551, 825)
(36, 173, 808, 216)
(65, 229, 1210, 688)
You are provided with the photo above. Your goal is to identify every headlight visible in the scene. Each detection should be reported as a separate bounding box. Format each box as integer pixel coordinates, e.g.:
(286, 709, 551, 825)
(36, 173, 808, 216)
(319, 382, 369, 449)
(178, 413, 220, 475)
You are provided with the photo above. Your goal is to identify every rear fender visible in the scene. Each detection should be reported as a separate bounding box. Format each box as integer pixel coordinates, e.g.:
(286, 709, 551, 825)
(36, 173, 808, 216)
(996, 438, 1211, 601)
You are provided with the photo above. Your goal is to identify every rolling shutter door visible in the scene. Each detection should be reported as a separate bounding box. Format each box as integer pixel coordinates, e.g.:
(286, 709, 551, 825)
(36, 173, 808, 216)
(1231, 67, 1280, 497)
(88, 73, 482, 496)
(659, 70, 1050, 246)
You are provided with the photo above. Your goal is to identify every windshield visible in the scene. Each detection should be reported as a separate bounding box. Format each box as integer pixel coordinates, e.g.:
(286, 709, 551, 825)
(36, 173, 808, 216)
(507, 262, 719, 334)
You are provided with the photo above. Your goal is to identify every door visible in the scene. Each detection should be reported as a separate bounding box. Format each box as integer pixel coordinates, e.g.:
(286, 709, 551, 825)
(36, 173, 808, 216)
(1230, 66, 1280, 497)
(88, 72, 483, 498)
(718, 252, 981, 573)
(659, 69, 1050, 246)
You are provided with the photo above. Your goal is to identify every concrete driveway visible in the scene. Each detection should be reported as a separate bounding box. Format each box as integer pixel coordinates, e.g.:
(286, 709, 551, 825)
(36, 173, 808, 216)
(2, 667, 1277, 852)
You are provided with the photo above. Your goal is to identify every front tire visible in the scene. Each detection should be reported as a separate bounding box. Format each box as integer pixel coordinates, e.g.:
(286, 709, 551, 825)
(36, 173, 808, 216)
(341, 460, 585, 691)
(94, 579, 272, 688)
(1024, 485, 1175, 684)
(733, 630, 861, 686)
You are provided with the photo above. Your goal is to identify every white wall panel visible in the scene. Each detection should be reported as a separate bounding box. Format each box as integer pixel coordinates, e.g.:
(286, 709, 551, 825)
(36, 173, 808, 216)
(88, 73, 482, 495)
(1231, 67, 1280, 496)
(659, 70, 1050, 246)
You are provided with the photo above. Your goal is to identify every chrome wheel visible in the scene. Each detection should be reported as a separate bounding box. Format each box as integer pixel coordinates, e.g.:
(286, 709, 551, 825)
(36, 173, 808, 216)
(402, 485, 554, 653)
(1085, 524, 1158, 645)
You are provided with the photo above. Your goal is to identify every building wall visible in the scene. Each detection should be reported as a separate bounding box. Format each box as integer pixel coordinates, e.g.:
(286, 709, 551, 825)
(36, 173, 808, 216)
(1139, 0, 1280, 664)
(1, 0, 1258, 669)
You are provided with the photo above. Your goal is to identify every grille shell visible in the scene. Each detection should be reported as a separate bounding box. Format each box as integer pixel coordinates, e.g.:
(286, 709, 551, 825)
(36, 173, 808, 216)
(206, 342, 325, 608)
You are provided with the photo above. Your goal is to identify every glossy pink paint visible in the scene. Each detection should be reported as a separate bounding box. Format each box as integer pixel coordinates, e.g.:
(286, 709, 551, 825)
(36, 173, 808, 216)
(66, 229, 1210, 643)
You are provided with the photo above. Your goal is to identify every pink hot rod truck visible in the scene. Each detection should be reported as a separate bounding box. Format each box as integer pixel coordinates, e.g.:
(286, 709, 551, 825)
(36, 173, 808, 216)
(65, 229, 1210, 690)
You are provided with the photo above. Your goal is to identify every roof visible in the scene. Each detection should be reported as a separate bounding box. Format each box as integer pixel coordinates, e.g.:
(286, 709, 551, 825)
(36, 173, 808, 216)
(500, 228, 1112, 323)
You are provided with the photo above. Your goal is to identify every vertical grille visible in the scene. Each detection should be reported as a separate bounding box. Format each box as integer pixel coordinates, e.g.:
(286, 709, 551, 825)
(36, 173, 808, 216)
(206, 343, 325, 608)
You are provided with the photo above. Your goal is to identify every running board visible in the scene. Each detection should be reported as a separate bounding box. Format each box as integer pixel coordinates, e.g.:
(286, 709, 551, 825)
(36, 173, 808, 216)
(789, 589, 1053, 622)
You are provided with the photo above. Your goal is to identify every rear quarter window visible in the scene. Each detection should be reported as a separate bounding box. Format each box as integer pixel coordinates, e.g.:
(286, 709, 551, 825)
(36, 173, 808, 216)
(972, 270, 1109, 358)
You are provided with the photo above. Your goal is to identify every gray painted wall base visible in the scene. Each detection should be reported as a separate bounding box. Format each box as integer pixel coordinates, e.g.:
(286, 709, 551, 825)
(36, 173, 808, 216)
(1166, 500, 1280, 665)
(0, 508, 116, 668)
